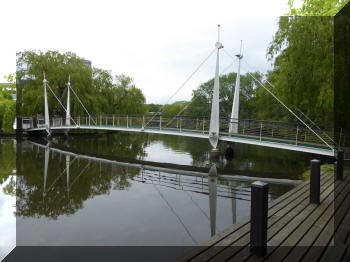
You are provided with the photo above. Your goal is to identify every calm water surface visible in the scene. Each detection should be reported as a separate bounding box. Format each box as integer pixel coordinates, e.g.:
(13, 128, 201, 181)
(0, 132, 331, 259)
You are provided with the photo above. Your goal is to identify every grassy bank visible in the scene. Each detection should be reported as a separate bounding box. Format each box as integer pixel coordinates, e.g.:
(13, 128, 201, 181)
(301, 164, 335, 180)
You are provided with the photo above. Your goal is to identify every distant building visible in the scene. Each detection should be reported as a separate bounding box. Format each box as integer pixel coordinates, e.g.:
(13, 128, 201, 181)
(82, 59, 92, 68)
(0, 83, 16, 100)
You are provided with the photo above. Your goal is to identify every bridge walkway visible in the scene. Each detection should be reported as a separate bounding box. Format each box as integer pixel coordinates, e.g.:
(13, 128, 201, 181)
(27, 116, 334, 156)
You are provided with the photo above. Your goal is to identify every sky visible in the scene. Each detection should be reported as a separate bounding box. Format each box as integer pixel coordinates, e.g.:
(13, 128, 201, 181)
(0, 0, 294, 104)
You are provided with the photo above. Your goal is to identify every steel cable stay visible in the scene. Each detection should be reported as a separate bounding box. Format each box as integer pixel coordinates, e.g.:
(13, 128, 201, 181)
(67, 82, 97, 125)
(46, 83, 78, 126)
(243, 68, 334, 151)
(164, 59, 236, 128)
(242, 59, 337, 146)
(143, 47, 217, 129)
(184, 190, 222, 233)
(152, 184, 199, 245)
(46, 156, 78, 193)
(70, 160, 92, 189)
(222, 51, 333, 151)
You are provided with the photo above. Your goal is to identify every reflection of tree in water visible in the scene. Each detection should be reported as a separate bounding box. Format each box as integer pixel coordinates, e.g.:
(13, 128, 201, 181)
(0, 139, 16, 196)
(56, 132, 150, 161)
(16, 146, 140, 219)
(153, 134, 211, 167)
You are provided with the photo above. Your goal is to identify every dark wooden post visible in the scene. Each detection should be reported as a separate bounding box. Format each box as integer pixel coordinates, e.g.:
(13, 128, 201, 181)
(337, 150, 344, 181)
(250, 181, 268, 257)
(310, 159, 321, 204)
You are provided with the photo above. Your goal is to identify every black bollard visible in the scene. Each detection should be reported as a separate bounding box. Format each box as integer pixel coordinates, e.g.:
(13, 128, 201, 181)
(250, 181, 268, 257)
(310, 159, 321, 204)
(337, 150, 344, 181)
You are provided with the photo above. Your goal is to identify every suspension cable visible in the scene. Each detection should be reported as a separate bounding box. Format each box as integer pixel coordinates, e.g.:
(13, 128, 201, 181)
(164, 59, 235, 128)
(46, 83, 78, 126)
(153, 183, 198, 245)
(69, 85, 97, 125)
(239, 59, 333, 150)
(243, 59, 336, 146)
(143, 47, 217, 129)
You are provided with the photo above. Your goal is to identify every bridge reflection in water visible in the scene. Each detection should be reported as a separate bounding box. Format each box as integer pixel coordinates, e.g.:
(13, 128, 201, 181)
(15, 139, 295, 246)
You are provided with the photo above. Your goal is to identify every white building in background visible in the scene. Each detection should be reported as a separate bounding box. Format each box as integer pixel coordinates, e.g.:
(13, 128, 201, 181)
(0, 83, 16, 101)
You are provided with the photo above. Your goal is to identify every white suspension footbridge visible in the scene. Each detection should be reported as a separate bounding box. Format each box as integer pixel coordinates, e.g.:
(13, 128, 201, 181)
(16, 25, 336, 157)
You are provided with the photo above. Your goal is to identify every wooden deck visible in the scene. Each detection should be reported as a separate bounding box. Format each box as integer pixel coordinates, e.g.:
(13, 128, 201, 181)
(176, 169, 350, 262)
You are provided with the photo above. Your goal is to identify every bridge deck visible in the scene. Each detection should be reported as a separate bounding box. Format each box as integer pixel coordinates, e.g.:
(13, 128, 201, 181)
(176, 171, 350, 262)
(27, 124, 334, 156)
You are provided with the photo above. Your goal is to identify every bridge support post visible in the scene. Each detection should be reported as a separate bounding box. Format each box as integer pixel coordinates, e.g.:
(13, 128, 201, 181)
(127, 115, 129, 128)
(209, 25, 223, 149)
(208, 165, 218, 237)
(229, 40, 243, 134)
(142, 115, 145, 128)
(337, 150, 344, 181)
(66, 76, 71, 126)
(250, 181, 268, 257)
(310, 159, 320, 204)
(43, 73, 51, 136)
(160, 116, 162, 130)
(113, 116, 114, 127)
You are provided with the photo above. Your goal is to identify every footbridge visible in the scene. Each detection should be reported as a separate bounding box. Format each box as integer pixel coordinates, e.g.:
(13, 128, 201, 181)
(17, 25, 337, 157)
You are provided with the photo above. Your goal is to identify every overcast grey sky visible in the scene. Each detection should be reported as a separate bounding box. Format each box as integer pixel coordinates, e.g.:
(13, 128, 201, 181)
(0, 0, 295, 104)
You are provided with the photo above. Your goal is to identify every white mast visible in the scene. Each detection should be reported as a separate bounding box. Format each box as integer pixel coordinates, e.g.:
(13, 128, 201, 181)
(209, 25, 223, 149)
(229, 41, 243, 134)
(43, 72, 50, 136)
(66, 75, 71, 126)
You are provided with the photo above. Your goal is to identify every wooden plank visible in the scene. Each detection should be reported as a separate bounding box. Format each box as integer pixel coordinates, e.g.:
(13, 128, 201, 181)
(264, 179, 347, 262)
(205, 175, 335, 262)
(176, 173, 333, 262)
(301, 178, 350, 261)
(319, 245, 347, 262)
(240, 176, 336, 262)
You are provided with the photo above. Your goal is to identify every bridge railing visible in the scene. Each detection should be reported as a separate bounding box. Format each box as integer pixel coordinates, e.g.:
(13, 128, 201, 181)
(25, 114, 345, 149)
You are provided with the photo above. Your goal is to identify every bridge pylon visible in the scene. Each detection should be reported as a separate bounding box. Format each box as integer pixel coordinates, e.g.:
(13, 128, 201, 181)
(229, 40, 243, 134)
(43, 72, 51, 136)
(66, 75, 71, 126)
(209, 25, 223, 150)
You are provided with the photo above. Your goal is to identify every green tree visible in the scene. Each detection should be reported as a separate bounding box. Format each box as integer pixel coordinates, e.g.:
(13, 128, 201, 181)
(0, 82, 16, 133)
(267, 16, 334, 126)
(16, 50, 147, 118)
(287, 0, 349, 16)
(162, 101, 190, 116)
(187, 71, 262, 119)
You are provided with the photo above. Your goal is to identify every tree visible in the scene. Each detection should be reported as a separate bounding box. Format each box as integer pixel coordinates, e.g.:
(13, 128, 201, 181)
(186, 71, 262, 119)
(287, 0, 349, 16)
(267, 14, 335, 126)
(110, 75, 147, 115)
(162, 101, 190, 116)
(16, 50, 147, 118)
(0, 81, 15, 133)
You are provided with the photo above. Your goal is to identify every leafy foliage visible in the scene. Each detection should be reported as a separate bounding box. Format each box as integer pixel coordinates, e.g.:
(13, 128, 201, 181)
(186, 71, 263, 119)
(16, 50, 147, 118)
(287, 0, 349, 16)
(266, 12, 335, 126)
(0, 83, 16, 134)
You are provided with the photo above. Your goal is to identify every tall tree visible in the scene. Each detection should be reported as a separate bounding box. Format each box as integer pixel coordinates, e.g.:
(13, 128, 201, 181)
(16, 50, 147, 118)
(187, 72, 262, 119)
